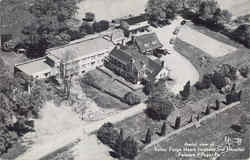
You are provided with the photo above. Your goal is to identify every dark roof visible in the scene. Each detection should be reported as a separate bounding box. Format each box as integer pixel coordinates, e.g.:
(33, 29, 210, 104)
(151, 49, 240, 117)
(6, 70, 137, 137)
(135, 33, 163, 53)
(109, 46, 162, 80)
(123, 14, 147, 25)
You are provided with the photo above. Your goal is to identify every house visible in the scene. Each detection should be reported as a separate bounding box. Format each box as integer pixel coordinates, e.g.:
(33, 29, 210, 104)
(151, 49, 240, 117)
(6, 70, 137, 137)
(105, 46, 168, 84)
(102, 29, 127, 45)
(133, 33, 163, 55)
(120, 14, 150, 37)
(14, 35, 115, 80)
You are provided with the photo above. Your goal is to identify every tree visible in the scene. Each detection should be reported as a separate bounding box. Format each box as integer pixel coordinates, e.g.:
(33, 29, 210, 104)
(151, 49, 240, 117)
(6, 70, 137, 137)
(61, 52, 80, 99)
(195, 73, 212, 90)
(79, 21, 95, 34)
(215, 99, 220, 110)
(147, 98, 174, 120)
(212, 8, 232, 27)
(116, 128, 124, 158)
(121, 136, 138, 159)
(180, 81, 191, 100)
(93, 20, 110, 33)
(146, 0, 179, 22)
(239, 66, 249, 78)
(29, 0, 78, 21)
(160, 122, 166, 136)
(174, 116, 181, 129)
(97, 123, 120, 150)
(123, 92, 141, 105)
(23, 0, 79, 57)
(204, 105, 210, 115)
(85, 12, 95, 22)
(145, 128, 152, 144)
(232, 24, 250, 48)
(211, 72, 227, 90)
(198, 0, 218, 22)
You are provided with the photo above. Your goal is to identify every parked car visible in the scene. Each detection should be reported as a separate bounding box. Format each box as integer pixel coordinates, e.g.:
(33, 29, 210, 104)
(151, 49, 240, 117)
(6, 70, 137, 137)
(150, 21, 159, 28)
(181, 20, 186, 25)
(153, 52, 162, 58)
(155, 48, 169, 55)
(173, 28, 180, 35)
(169, 38, 175, 44)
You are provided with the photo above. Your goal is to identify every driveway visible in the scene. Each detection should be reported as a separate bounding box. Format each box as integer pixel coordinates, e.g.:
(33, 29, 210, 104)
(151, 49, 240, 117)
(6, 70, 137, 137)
(152, 17, 199, 94)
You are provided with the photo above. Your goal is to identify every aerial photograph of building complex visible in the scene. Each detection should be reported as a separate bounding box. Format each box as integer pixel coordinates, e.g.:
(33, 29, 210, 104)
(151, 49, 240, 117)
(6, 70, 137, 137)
(0, 0, 250, 160)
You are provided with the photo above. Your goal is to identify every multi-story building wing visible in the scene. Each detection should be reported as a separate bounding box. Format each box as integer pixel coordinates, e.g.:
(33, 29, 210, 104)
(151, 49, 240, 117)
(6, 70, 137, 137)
(14, 35, 115, 80)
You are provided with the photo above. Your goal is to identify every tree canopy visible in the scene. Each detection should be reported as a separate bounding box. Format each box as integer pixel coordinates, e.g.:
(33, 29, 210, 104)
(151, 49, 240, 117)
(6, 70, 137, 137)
(23, 0, 79, 58)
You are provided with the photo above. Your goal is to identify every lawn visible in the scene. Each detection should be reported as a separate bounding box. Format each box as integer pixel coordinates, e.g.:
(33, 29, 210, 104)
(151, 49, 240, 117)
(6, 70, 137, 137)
(174, 38, 217, 79)
(84, 69, 133, 98)
(137, 104, 250, 160)
(178, 26, 237, 58)
(187, 23, 244, 48)
(80, 69, 135, 109)
(81, 81, 130, 110)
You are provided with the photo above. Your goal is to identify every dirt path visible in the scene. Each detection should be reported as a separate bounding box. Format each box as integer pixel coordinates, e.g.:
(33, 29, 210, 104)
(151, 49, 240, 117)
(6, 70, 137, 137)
(143, 101, 240, 150)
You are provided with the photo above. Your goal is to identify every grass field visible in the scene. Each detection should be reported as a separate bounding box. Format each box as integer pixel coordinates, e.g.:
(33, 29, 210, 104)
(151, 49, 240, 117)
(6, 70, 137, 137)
(174, 38, 217, 78)
(81, 70, 133, 109)
(217, 0, 250, 17)
(178, 26, 237, 58)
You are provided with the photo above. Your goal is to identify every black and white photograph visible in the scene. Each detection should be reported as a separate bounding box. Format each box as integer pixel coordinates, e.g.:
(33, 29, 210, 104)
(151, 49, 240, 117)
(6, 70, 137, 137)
(0, 0, 250, 159)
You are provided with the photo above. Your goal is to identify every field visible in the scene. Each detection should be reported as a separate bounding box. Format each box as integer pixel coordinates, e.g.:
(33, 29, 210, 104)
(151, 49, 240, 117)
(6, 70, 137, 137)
(217, 0, 250, 17)
(178, 26, 237, 58)
(76, 0, 148, 21)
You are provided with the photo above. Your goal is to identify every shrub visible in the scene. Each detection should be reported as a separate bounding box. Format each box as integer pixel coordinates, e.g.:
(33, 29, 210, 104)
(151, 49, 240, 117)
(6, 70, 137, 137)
(93, 20, 109, 32)
(211, 72, 227, 90)
(217, 64, 237, 80)
(79, 22, 94, 34)
(85, 12, 95, 22)
(147, 98, 174, 120)
(144, 128, 152, 144)
(121, 136, 138, 159)
(232, 24, 250, 48)
(97, 123, 119, 150)
(225, 90, 241, 105)
(123, 92, 141, 105)
(195, 74, 212, 90)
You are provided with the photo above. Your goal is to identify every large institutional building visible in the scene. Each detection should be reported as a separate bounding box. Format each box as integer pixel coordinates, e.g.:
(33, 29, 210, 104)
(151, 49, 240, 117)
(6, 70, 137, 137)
(14, 35, 115, 80)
